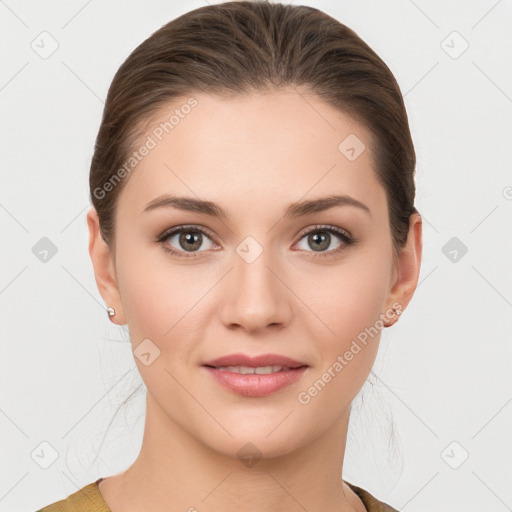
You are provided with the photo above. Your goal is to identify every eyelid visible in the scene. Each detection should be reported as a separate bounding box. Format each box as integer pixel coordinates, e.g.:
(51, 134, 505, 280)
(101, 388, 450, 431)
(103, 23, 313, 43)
(295, 223, 352, 241)
(157, 224, 219, 243)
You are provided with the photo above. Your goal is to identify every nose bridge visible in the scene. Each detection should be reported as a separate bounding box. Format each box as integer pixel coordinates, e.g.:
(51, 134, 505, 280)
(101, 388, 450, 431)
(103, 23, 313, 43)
(219, 236, 290, 331)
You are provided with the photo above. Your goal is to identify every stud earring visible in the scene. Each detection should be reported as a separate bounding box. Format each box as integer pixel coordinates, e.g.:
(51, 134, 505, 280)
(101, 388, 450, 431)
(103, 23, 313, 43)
(384, 307, 403, 328)
(106, 307, 116, 321)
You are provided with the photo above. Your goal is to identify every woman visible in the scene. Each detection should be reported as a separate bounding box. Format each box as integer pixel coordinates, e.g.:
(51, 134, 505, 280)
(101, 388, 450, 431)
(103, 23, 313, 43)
(38, 1, 422, 510)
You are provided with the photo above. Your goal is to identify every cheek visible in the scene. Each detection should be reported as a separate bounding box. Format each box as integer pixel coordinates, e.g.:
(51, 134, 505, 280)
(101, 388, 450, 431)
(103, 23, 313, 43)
(296, 264, 388, 418)
(114, 237, 173, 338)
(305, 253, 391, 340)
(115, 240, 214, 347)
(299, 245, 392, 395)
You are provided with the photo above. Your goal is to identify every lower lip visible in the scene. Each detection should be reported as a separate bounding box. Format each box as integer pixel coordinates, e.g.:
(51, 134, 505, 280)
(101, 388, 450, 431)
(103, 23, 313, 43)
(203, 366, 308, 397)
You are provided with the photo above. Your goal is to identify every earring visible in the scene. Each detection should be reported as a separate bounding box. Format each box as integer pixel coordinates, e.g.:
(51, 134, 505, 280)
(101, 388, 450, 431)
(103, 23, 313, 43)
(384, 307, 403, 328)
(106, 307, 116, 320)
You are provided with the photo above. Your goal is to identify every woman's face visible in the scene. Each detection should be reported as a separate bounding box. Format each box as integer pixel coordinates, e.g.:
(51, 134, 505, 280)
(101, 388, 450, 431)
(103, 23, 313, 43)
(90, 88, 420, 459)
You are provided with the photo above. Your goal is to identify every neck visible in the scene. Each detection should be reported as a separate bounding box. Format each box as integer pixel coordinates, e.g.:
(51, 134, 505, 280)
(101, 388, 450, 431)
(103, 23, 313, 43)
(99, 392, 364, 512)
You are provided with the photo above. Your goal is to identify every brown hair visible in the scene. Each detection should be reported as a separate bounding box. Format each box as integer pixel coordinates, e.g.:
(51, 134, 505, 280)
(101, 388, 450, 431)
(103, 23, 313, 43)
(89, 0, 417, 257)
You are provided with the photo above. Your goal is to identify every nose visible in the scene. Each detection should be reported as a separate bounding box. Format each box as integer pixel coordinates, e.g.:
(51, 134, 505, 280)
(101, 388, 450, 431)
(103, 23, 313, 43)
(218, 245, 292, 334)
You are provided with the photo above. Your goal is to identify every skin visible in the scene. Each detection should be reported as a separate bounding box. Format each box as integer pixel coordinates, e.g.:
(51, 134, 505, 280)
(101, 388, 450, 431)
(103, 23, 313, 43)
(87, 87, 422, 512)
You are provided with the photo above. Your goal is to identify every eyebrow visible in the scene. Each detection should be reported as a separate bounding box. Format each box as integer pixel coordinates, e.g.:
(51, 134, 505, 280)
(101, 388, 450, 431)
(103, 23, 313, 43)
(143, 193, 371, 218)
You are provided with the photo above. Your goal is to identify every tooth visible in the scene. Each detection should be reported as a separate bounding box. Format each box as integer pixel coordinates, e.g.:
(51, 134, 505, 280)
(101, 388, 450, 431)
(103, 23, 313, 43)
(255, 366, 273, 374)
(214, 365, 292, 374)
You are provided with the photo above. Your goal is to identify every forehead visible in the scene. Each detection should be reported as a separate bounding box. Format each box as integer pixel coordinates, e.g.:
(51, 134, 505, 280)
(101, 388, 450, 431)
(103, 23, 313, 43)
(117, 88, 386, 219)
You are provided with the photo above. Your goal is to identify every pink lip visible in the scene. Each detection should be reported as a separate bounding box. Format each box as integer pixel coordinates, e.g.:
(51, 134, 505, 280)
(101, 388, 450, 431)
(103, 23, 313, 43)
(202, 353, 307, 368)
(202, 353, 309, 397)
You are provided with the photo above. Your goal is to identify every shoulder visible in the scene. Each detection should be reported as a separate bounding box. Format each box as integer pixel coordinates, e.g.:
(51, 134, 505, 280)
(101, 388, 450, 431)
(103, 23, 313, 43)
(345, 480, 400, 512)
(35, 479, 110, 512)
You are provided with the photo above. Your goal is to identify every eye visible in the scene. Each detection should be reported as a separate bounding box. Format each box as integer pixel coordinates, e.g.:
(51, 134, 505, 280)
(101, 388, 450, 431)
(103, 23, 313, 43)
(157, 225, 218, 258)
(156, 223, 354, 259)
(294, 225, 353, 258)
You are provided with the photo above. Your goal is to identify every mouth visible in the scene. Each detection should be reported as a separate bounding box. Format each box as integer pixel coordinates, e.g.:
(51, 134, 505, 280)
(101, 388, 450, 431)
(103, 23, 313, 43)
(207, 364, 300, 374)
(201, 353, 309, 397)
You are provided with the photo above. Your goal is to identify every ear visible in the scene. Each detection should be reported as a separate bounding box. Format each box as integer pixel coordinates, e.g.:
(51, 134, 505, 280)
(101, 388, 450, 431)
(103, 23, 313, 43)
(383, 212, 423, 327)
(87, 207, 127, 325)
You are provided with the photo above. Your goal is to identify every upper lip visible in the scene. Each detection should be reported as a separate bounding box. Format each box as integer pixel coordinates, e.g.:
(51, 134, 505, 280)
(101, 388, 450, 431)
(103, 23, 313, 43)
(202, 353, 308, 368)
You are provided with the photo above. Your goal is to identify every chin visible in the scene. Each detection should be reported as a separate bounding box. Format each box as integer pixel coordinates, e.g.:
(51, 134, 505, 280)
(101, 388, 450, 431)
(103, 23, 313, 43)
(197, 418, 315, 463)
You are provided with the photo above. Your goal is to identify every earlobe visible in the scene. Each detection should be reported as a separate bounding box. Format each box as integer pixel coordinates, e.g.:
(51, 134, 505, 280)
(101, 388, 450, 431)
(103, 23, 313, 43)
(86, 207, 126, 325)
(384, 212, 423, 327)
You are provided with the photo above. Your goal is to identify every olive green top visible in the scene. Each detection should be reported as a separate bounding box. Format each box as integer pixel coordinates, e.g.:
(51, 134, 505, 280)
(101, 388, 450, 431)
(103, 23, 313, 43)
(37, 477, 398, 511)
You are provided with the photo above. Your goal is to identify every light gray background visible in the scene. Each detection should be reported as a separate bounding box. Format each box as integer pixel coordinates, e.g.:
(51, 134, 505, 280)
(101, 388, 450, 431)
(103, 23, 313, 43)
(1, 1, 511, 511)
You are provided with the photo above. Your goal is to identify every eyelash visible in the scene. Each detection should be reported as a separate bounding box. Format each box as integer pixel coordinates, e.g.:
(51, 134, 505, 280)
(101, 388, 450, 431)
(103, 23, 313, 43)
(156, 224, 354, 260)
